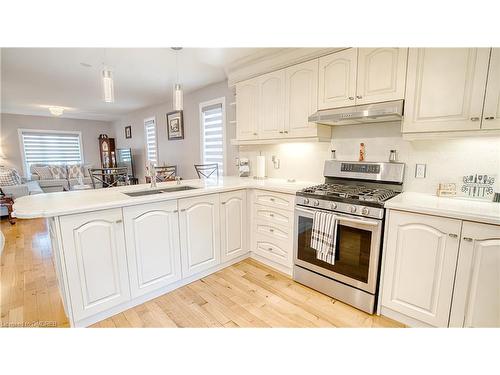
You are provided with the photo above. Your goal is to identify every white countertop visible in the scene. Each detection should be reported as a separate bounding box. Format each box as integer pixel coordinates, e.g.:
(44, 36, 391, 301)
(13, 176, 316, 219)
(385, 192, 500, 226)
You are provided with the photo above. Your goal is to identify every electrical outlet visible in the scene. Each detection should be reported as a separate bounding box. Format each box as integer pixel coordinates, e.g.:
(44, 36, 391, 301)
(415, 164, 427, 179)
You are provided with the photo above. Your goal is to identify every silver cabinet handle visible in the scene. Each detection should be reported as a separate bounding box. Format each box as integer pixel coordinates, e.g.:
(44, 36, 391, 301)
(269, 198, 275, 202)
(115, 219, 122, 224)
(269, 213, 274, 217)
(348, 96, 354, 100)
(284, 130, 288, 134)
(268, 247, 273, 251)
(356, 95, 362, 99)
(221, 202, 226, 205)
(449, 233, 458, 238)
(470, 117, 480, 121)
(180, 208, 186, 212)
(484, 116, 495, 120)
(463, 237, 473, 242)
(269, 228, 274, 232)
(253, 132, 258, 135)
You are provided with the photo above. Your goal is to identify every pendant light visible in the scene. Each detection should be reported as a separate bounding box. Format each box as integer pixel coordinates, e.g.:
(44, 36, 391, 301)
(102, 49, 115, 103)
(172, 47, 183, 111)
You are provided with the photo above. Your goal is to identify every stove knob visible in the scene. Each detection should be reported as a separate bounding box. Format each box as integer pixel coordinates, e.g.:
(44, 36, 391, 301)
(303, 198, 310, 204)
(330, 202, 337, 210)
(361, 207, 370, 216)
(350, 205, 357, 213)
(313, 199, 320, 207)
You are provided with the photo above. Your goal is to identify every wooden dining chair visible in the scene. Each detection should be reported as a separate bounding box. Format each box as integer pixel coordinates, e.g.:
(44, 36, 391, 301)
(194, 163, 219, 179)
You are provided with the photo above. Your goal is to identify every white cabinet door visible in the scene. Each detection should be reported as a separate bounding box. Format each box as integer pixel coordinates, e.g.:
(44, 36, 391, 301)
(220, 190, 247, 262)
(356, 48, 407, 105)
(179, 194, 221, 277)
(258, 70, 286, 139)
(318, 48, 357, 109)
(285, 59, 319, 137)
(59, 209, 130, 321)
(381, 211, 462, 327)
(123, 201, 182, 299)
(403, 48, 490, 133)
(236, 78, 259, 140)
(450, 222, 500, 327)
(482, 48, 500, 130)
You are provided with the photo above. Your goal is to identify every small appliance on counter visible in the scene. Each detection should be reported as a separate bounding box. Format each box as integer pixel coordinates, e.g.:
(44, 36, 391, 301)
(237, 157, 250, 177)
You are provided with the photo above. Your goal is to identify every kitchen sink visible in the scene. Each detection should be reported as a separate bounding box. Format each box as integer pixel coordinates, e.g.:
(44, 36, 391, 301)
(123, 186, 199, 197)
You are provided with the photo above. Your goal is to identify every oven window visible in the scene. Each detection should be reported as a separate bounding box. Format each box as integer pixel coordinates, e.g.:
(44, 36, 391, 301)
(297, 215, 372, 283)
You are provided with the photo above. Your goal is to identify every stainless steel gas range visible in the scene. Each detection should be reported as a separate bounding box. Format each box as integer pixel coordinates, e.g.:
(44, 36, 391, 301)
(293, 160, 405, 314)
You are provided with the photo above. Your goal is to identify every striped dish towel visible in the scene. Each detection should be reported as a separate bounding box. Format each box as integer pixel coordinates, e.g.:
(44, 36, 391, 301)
(310, 211, 338, 265)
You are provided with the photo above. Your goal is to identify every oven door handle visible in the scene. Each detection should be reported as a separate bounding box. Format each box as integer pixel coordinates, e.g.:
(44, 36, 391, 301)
(295, 206, 380, 227)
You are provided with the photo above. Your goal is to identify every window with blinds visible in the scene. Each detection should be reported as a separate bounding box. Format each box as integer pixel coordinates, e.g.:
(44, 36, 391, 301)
(200, 101, 224, 173)
(20, 130, 83, 172)
(144, 117, 158, 163)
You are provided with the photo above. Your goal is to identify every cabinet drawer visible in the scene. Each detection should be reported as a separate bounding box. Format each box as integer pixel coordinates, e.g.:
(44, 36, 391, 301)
(253, 233, 292, 267)
(254, 220, 293, 244)
(253, 204, 293, 228)
(252, 190, 295, 211)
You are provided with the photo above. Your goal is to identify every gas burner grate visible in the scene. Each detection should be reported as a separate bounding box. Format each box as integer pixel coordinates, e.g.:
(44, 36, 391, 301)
(300, 183, 398, 203)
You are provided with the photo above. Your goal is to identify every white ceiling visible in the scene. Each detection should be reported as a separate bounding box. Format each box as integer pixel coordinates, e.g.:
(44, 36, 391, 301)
(0, 48, 275, 122)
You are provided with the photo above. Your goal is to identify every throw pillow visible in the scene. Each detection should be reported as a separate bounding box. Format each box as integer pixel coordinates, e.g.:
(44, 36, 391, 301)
(32, 166, 53, 180)
(0, 167, 21, 186)
(67, 164, 84, 179)
(49, 165, 67, 179)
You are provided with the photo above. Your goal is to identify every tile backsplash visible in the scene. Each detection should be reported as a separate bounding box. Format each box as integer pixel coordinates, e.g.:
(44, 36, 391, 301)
(237, 122, 500, 197)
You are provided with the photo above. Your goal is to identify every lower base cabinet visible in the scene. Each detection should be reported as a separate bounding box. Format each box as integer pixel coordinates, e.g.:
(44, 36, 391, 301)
(449, 221, 500, 328)
(381, 210, 461, 327)
(220, 190, 248, 262)
(381, 210, 500, 328)
(123, 201, 182, 299)
(179, 194, 221, 277)
(59, 209, 131, 321)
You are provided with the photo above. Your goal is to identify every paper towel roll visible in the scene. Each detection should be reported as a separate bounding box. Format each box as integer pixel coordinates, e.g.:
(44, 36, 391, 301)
(255, 155, 266, 178)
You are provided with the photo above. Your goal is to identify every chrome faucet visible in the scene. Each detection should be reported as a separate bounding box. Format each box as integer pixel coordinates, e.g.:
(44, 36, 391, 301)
(175, 176, 181, 185)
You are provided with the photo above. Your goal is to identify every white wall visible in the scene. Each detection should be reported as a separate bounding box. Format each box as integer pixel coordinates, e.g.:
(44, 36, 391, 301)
(112, 80, 237, 181)
(238, 122, 500, 196)
(0, 113, 114, 175)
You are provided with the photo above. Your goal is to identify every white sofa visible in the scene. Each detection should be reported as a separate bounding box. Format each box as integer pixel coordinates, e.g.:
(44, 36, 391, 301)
(30, 163, 94, 192)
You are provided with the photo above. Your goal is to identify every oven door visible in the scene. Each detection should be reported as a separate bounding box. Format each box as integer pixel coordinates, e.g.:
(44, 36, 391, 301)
(293, 206, 383, 294)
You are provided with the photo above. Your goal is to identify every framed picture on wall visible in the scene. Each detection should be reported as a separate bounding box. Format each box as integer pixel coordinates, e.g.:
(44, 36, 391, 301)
(166, 110, 184, 140)
(125, 125, 132, 139)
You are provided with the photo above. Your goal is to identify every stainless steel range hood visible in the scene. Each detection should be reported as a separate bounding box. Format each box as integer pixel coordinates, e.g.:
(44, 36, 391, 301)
(308, 100, 404, 126)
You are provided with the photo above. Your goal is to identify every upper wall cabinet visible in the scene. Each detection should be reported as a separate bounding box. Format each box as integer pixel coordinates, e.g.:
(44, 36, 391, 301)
(318, 48, 408, 109)
(258, 70, 286, 139)
(403, 48, 491, 133)
(236, 79, 259, 140)
(483, 48, 500, 130)
(318, 49, 357, 109)
(285, 59, 322, 138)
(235, 60, 329, 143)
(356, 48, 408, 105)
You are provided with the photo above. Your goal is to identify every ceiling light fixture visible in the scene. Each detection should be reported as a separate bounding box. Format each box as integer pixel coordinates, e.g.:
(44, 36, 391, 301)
(102, 67, 115, 103)
(171, 47, 183, 111)
(48, 106, 64, 116)
(101, 49, 115, 103)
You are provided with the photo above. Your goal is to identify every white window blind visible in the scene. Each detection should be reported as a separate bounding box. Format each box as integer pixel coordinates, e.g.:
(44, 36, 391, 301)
(21, 130, 83, 171)
(201, 102, 224, 173)
(144, 118, 158, 163)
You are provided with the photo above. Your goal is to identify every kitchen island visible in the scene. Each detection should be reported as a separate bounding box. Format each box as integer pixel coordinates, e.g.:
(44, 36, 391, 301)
(13, 177, 314, 327)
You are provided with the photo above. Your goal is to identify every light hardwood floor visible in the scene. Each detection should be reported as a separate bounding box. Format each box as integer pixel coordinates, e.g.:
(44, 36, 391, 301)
(1, 218, 402, 328)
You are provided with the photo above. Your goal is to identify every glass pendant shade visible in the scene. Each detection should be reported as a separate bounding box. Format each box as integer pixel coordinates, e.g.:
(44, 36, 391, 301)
(173, 83, 183, 111)
(102, 68, 115, 103)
